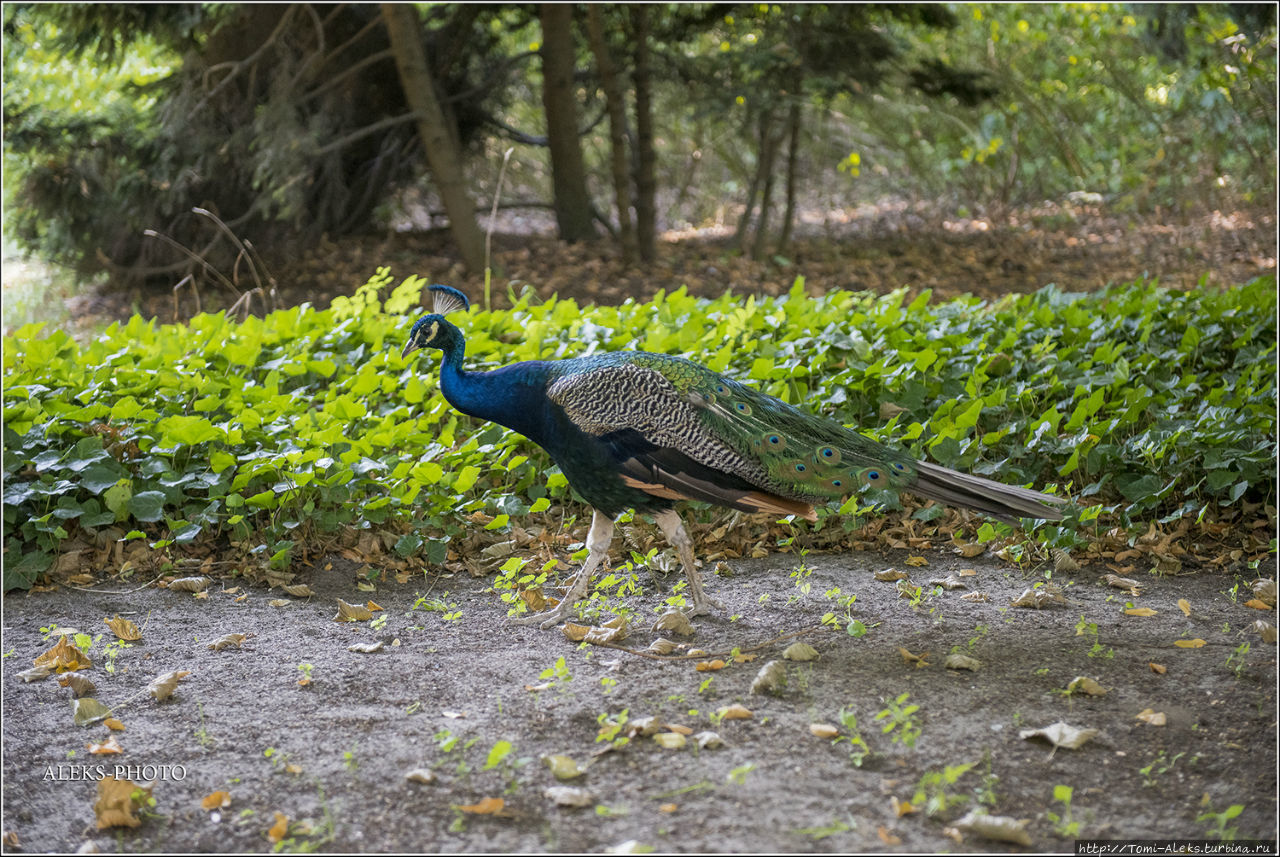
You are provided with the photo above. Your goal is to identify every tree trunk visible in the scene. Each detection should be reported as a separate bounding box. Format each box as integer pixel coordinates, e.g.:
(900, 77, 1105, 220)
(585, 6, 636, 264)
(381, 3, 486, 273)
(630, 5, 657, 263)
(539, 4, 597, 242)
(777, 99, 802, 253)
(750, 114, 783, 261)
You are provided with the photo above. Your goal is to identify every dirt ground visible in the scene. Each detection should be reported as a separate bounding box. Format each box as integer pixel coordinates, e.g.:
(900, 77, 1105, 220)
(3, 544, 1276, 852)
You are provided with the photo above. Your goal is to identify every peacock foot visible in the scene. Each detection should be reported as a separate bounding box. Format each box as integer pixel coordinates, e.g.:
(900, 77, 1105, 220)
(507, 601, 576, 630)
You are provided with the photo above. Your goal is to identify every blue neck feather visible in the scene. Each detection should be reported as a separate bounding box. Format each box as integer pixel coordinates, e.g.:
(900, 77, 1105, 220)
(435, 325, 552, 443)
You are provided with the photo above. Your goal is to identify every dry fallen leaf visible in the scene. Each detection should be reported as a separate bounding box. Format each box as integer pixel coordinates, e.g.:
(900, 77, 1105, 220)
(874, 568, 907, 582)
(877, 825, 902, 845)
(455, 797, 505, 815)
(88, 736, 123, 755)
(104, 615, 142, 641)
(73, 698, 112, 727)
(348, 641, 384, 653)
(653, 732, 686, 750)
(35, 636, 92, 672)
(405, 768, 437, 785)
(104, 718, 126, 732)
(201, 791, 231, 811)
(1251, 578, 1276, 608)
(1149, 662, 1167, 674)
(809, 723, 839, 739)
(899, 647, 930, 668)
(545, 786, 594, 808)
(1244, 598, 1273, 611)
(750, 660, 786, 695)
(58, 672, 97, 698)
(930, 575, 969, 590)
(905, 555, 929, 567)
(695, 731, 725, 749)
(334, 599, 373, 622)
(891, 795, 918, 817)
(1103, 574, 1141, 595)
(207, 633, 248, 651)
(1124, 607, 1158, 617)
(1052, 548, 1080, 573)
(944, 654, 980, 671)
(1174, 639, 1207, 649)
(147, 670, 192, 701)
(1011, 585, 1066, 609)
(1019, 721, 1099, 751)
(717, 704, 753, 720)
(282, 584, 315, 597)
(1253, 621, 1277, 644)
(651, 610, 694, 636)
(955, 542, 986, 558)
(543, 755, 585, 780)
(782, 642, 820, 661)
(18, 664, 52, 682)
(695, 659, 726, 672)
(1136, 708, 1167, 726)
(1066, 676, 1107, 696)
(647, 638, 679, 655)
(954, 810, 1032, 846)
(960, 591, 989, 603)
(94, 777, 152, 830)
(267, 811, 289, 843)
(167, 576, 210, 592)
(1177, 599, 1192, 617)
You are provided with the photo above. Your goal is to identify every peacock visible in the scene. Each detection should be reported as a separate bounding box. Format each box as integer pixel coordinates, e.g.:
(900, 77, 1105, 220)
(401, 285, 1066, 628)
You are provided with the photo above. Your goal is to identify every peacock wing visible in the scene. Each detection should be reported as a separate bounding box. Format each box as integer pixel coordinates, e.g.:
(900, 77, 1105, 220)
(545, 359, 817, 518)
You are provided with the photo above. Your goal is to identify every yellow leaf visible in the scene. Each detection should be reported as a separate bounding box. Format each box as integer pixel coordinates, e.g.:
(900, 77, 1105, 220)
(104, 615, 142, 641)
(455, 797, 505, 815)
(1174, 639, 1206, 648)
(94, 777, 151, 830)
(1136, 708, 1167, 726)
(202, 791, 231, 811)
(877, 825, 902, 845)
(905, 556, 929, 567)
(267, 811, 289, 842)
(1149, 662, 1167, 674)
(1244, 598, 1273, 611)
(1177, 599, 1191, 617)
(1124, 607, 1158, 617)
(88, 737, 123, 755)
(104, 718, 126, 731)
(892, 796, 918, 817)
(34, 636, 92, 672)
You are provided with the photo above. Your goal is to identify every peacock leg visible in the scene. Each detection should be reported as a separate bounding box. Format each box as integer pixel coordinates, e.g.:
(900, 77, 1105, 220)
(653, 509, 724, 618)
(509, 508, 615, 629)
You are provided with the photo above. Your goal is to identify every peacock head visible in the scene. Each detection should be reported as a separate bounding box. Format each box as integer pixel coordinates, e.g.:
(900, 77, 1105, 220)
(401, 285, 470, 359)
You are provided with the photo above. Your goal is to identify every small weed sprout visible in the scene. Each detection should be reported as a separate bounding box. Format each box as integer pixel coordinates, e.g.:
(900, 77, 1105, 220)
(1046, 784, 1080, 837)
(875, 693, 921, 749)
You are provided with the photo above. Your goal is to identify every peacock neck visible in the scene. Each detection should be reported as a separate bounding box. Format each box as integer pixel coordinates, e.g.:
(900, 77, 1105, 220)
(437, 341, 551, 442)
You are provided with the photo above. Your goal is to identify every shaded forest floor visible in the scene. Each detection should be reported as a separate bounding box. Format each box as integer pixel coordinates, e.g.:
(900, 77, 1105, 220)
(48, 199, 1278, 331)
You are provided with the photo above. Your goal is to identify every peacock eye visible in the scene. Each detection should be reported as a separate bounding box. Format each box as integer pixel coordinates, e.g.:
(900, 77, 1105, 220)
(821, 448, 834, 457)
(832, 479, 842, 487)
(892, 462, 906, 471)
(867, 470, 880, 480)
(795, 463, 806, 473)
(768, 435, 781, 445)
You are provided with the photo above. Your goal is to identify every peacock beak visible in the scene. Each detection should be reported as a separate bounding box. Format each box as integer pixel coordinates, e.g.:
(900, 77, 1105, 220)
(401, 340, 420, 359)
